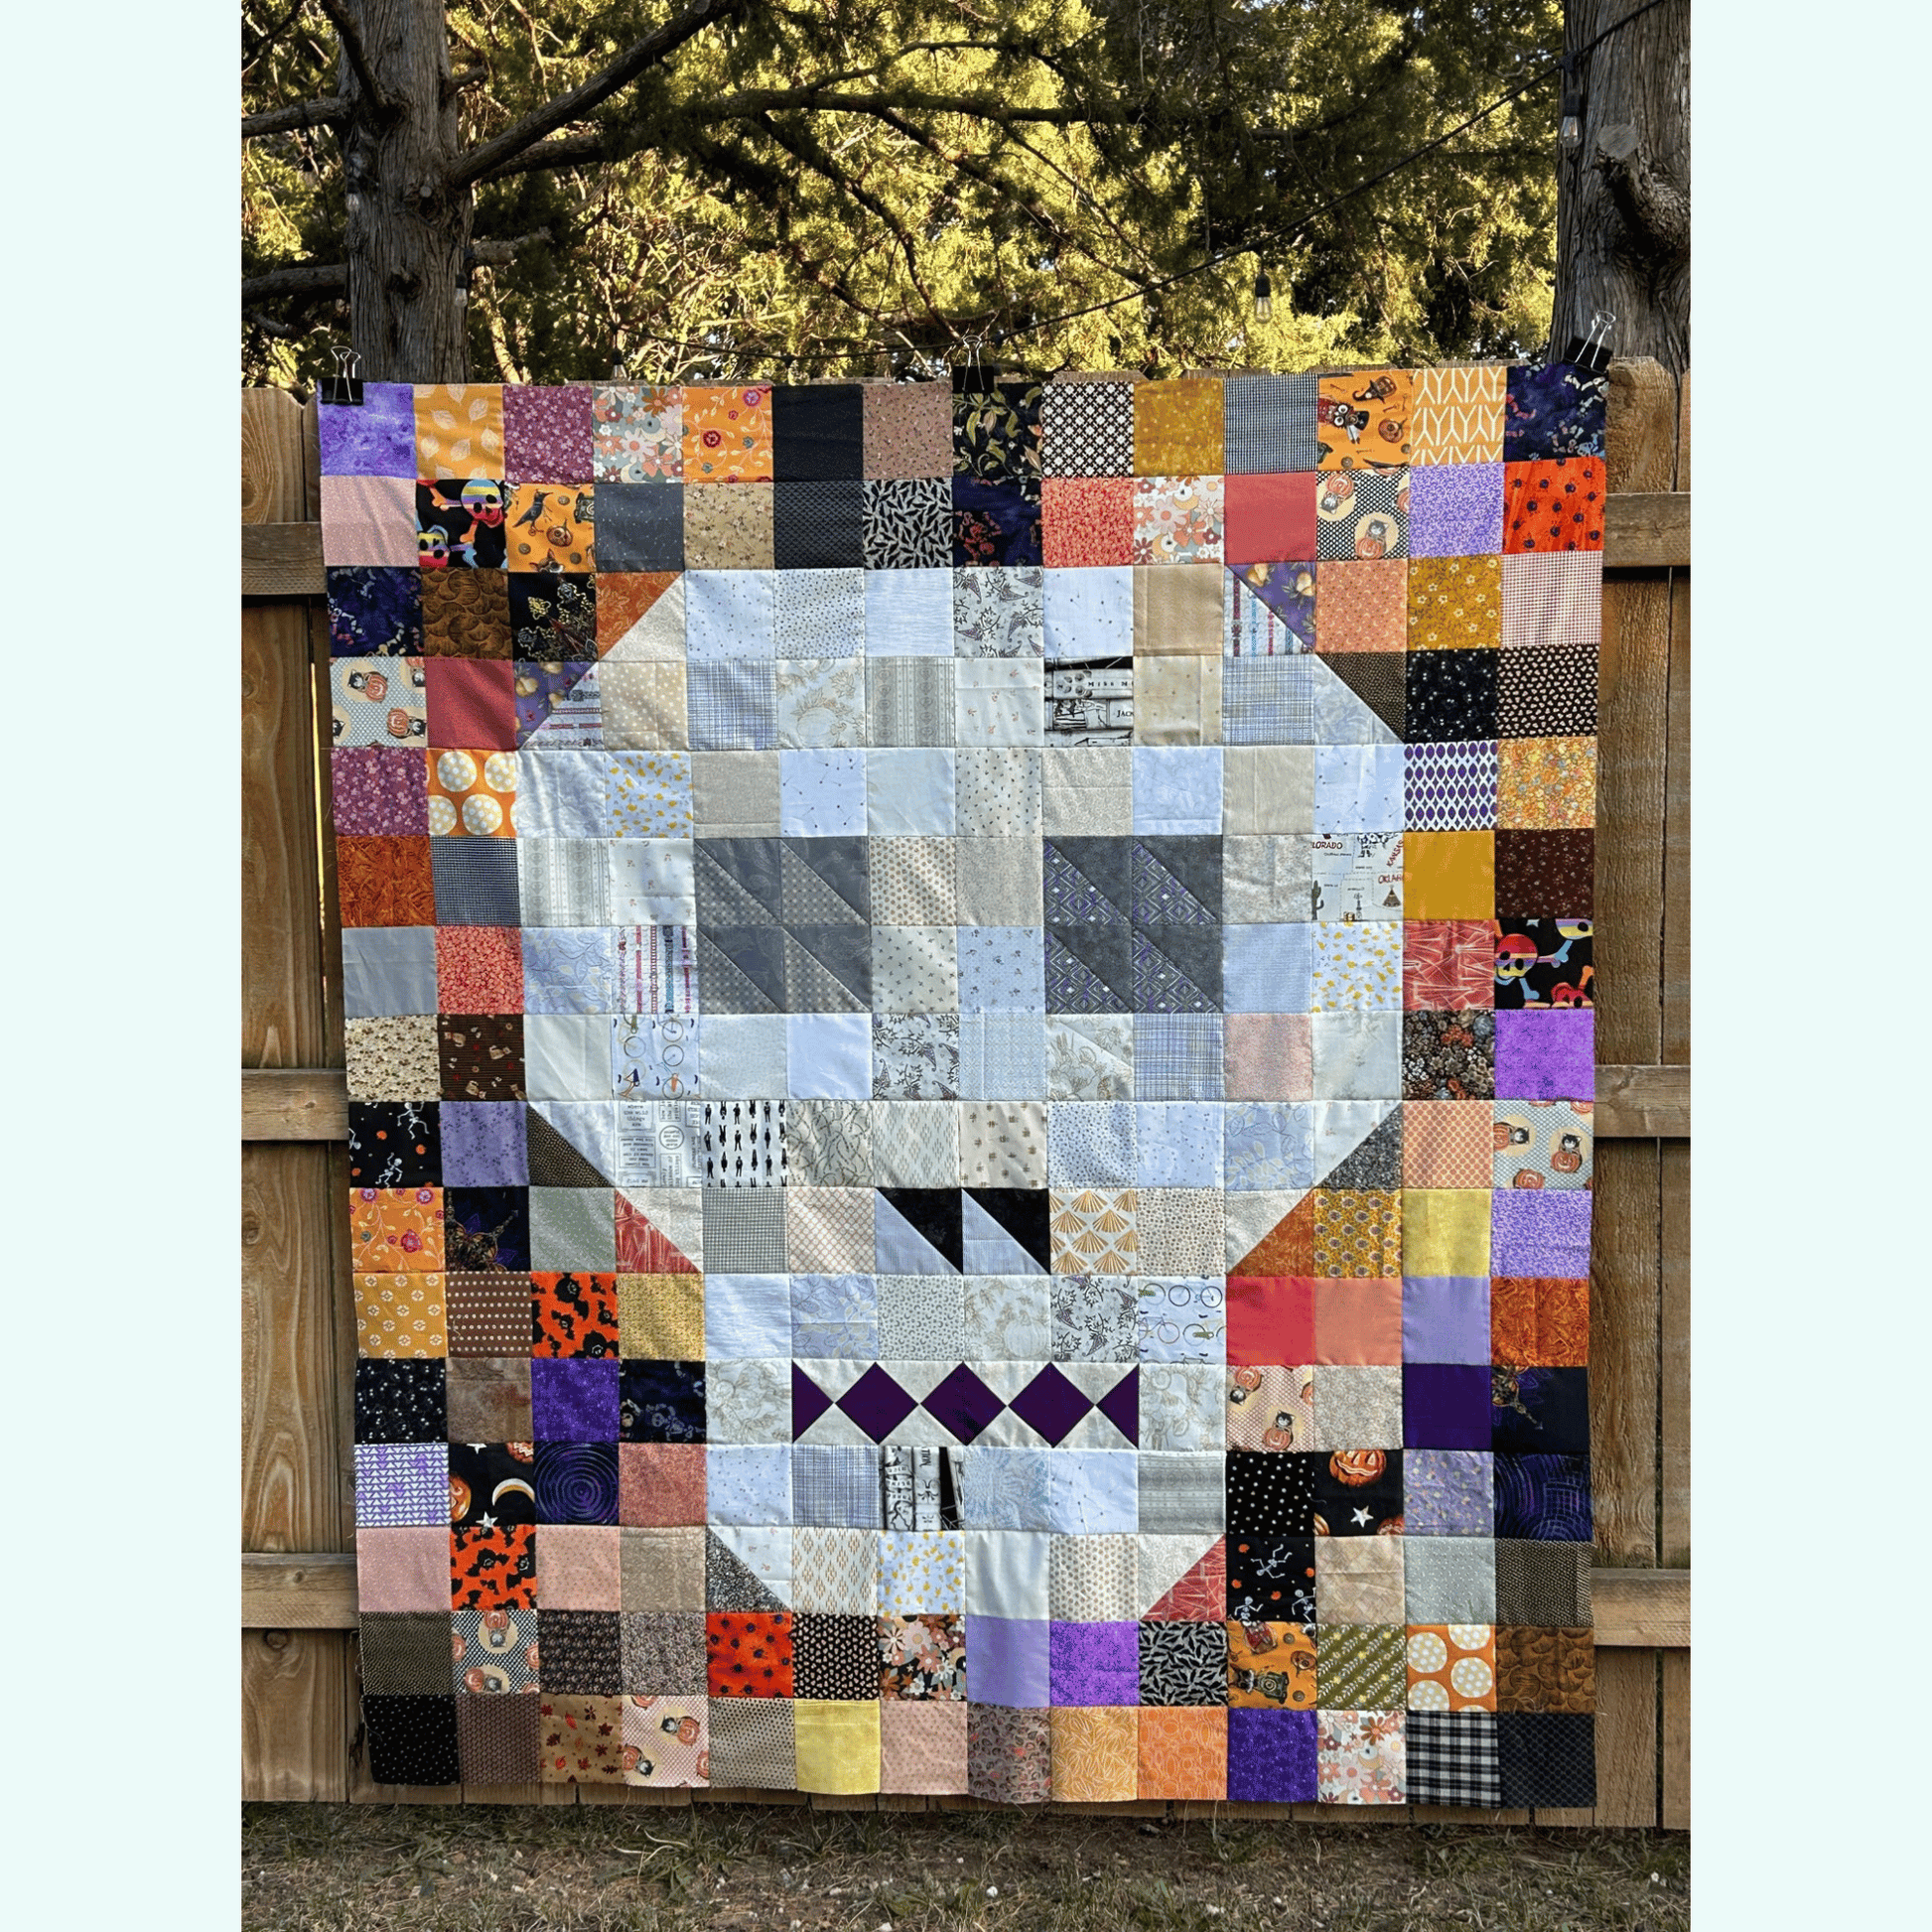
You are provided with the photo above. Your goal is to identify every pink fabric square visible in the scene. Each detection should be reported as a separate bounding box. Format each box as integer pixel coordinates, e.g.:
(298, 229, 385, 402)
(425, 658, 517, 751)
(355, 1526, 451, 1610)
(436, 926, 524, 1013)
(503, 383, 596, 484)
(620, 1444, 707, 1525)
(535, 1525, 622, 1608)
(1312, 1278, 1403, 1364)
(1224, 1014, 1312, 1101)
(1041, 476, 1134, 567)
(321, 475, 420, 567)
(881, 1698, 969, 1794)
(1225, 473, 1316, 564)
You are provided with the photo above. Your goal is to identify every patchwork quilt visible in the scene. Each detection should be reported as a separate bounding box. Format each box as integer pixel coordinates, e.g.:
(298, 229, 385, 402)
(326, 364, 1600, 1806)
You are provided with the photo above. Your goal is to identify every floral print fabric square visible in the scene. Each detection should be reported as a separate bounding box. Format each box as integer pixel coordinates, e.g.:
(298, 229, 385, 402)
(329, 368, 1595, 1804)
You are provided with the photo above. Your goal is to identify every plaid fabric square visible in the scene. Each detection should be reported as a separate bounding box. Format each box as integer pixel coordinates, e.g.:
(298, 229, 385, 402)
(1405, 1708, 1502, 1806)
(1135, 1014, 1224, 1100)
(688, 662, 777, 752)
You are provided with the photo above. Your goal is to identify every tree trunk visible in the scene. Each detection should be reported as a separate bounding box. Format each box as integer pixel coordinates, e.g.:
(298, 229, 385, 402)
(1552, 0, 1690, 372)
(340, 0, 473, 382)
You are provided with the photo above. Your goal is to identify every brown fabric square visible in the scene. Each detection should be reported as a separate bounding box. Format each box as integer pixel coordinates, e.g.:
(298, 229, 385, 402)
(446, 1276, 534, 1357)
(438, 1013, 526, 1102)
(620, 1444, 707, 1525)
(338, 836, 436, 928)
(1495, 1625, 1596, 1714)
(444, 1355, 533, 1438)
(1493, 1541, 1591, 1625)
(457, 1691, 540, 1785)
(542, 1610, 623, 1695)
(863, 381, 952, 480)
(1494, 829, 1594, 917)
(1316, 653, 1407, 738)
(420, 570, 512, 658)
(358, 1612, 457, 1696)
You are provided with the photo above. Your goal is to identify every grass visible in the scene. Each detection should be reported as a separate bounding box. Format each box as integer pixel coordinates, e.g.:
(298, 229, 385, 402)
(242, 1802, 1689, 1932)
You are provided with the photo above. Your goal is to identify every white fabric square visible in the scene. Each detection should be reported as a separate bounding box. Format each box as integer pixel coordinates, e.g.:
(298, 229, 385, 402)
(865, 569, 954, 655)
(703, 1275, 792, 1358)
(787, 1014, 872, 1097)
(685, 569, 775, 660)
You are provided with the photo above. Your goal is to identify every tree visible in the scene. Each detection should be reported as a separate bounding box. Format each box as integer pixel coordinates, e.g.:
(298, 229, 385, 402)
(243, 1, 1578, 385)
(1550, 0, 1689, 372)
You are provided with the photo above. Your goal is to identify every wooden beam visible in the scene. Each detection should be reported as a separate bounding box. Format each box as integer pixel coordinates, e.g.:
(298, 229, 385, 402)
(240, 1061, 1688, 1143)
(243, 496, 1693, 596)
(242, 1550, 1687, 1644)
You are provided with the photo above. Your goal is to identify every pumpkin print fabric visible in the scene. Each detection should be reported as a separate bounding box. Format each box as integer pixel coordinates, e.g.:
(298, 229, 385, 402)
(331, 368, 1597, 1806)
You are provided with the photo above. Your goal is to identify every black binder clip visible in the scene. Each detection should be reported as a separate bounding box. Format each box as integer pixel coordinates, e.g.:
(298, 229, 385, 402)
(319, 345, 364, 406)
(1557, 311, 1615, 373)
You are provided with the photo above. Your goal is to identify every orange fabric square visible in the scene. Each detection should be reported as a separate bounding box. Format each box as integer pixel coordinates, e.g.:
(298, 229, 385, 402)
(596, 571, 680, 655)
(1138, 1708, 1227, 1800)
(1311, 1189, 1402, 1279)
(1230, 1194, 1315, 1276)
(620, 1444, 707, 1525)
(532, 1272, 620, 1358)
(436, 926, 523, 1012)
(1315, 559, 1408, 652)
(683, 385, 772, 483)
(1406, 1625, 1497, 1712)
(706, 1611, 793, 1697)
(1317, 370, 1414, 470)
(1224, 473, 1316, 564)
(1403, 919, 1495, 1009)
(1405, 832, 1495, 920)
(337, 835, 435, 927)
(1040, 476, 1134, 566)
(1497, 736, 1596, 830)
(453, 1524, 537, 1610)
(426, 745, 517, 835)
(1226, 1276, 1315, 1366)
(349, 1185, 445, 1273)
(1489, 1277, 1589, 1366)
(1313, 1279, 1402, 1364)
(1133, 378, 1224, 476)
(1401, 1102, 1495, 1188)
(415, 382, 504, 480)
(1050, 1707, 1139, 1801)
(504, 483, 595, 573)
(1503, 458, 1604, 554)
(1225, 1618, 1316, 1707)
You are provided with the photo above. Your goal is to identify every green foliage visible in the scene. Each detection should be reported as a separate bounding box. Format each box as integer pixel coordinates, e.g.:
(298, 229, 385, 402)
(242, 0, 1563, 386)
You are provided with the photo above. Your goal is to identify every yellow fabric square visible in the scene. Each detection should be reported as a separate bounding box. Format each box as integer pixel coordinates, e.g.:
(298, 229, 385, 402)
(793, 1699, 882, 1794)
(1135, 655, 1222, 744)
(1409, 365, 1505, 466)
(354, 1272, 447, 1358)
(1404, 831, 1495, 920)
(1133, 377, 1224, 476)
(1311, 1188, 1403, 1279)
(1050, 1706, 1140, 1801)
(1407, 555, 1501, 649)
(1134, 562, 1223, 655)
(1497, 736, 1596, 829)
(414, 383, 504, 480)
(504, 483, 595, 573)
(1401, 1189, 1492, 1277)
(619, 1274, 704, 1358)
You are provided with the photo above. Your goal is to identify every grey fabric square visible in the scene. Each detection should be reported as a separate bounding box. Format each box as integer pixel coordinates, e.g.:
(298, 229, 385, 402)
(785, 1099, 874, 1185)
(597, 482, 685, 570)
(357, 1612, 459, 1696)
(1223, 371, 1320, 474)
(620, 1610, 708, 1695)
(1052, 1274, 1137, 1362)
(792, 1446, 884, 1528)
(707, 1695, 796, 1789)
(343, 926, 439, 1017)
(431, 836, 519, 925)
(877, 1274, 966, 1358)
(702, 1189, 787, 1272)
(517, 840, 611, 927)
(1136, 1451, 1226, 1533)
(1404, 1535, 1498, 1622)
(868, 656, 954, 746)
(1494, 1540, 1592, 1626)
(528, 1186, 617, 1272)
(863, 479, 951, 569)
(692, 752, 781, 836)
(954, 838, 1042, 926)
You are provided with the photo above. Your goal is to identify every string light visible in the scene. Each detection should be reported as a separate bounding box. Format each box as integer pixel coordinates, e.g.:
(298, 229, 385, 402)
(1252, 271, 1273, 323)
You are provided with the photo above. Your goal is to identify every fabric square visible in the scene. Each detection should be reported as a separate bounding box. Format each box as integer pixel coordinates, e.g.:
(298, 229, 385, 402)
(1505, 362, 1607, 461)
(1226, 1706, 1318, 1802)
(1041, 477, 1134, 567)
(1410, 365, 1505, 466)
(1405, 1537, 1497, 1623)
(1224, 472, 1316, 565)
(953, 478, 1041, 567)
(864, 381, 952, 480)
(1316, 1708, 1406, 1804)
(1133, 476, 1224, 565)
(1502, 458, 1605, 555)
(1041, 377, 1135, 477)
(1315, 469, 1408, 560)
(864, 482, 952, 571)
(1408, 464, 1504, 557)
(1405, 1449, 1494, 1538)
(1501, 553, 1601, 651)
(1316, 559, 1408, 653)
(329, 570, 424, 658)
(619, 1444, 706, 1527)
(773, 479, 864, 569)
(1489, 1277, 1589, 1369)
(1497, 1711, 1596, 1807)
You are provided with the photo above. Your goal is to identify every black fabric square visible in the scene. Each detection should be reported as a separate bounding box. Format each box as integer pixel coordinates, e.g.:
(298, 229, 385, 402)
(430, 836, 519, 925)
(620, 1359, 707, 1444)
(772, 383, 865, 481)
(1407, 648, 1499, 743)
(348, 1101, 440, 1188)
(354, 1358, 447, 1444)
(543, 1609, 623, 1695)
(1492, 917, 1593, 1008)
(1497, 1711, 1596, 1808)
(1407, 1709, 1501, 1807)
(596, 482, 685, 571)
(1493, 1452, 1593, 1543)
(328, 565, 422, 656)
(863, 478, 951, 569)
(534, 1441, 621, 1522)
(507, 574, 597, 661)
(1138, 1620, 1227, 1706)
(438, 1014, 526, 1104)
(774, 479, 866, 568)
(1045, 925, 1134, 1014)
(965, 1188, 1051, 1271)
(444, 1186, 531, 1272)
(1401, 1010, 1497, 1100)
(1497, 643, 1597, 740)
(416, 480, 508, 569)
(1491, 1367, 1590, 1454)
(953, 479, 1042, 566)
(1313, 1448, 1404, 1535)
(358, 1613, 459, 1697)
(450, 1442, 538, 1526)
(1226, 1449, 1316, 1535)
(793, 1612, 879, 1700)
(1493, 1541, 1591, 1625)
(880, 1189, 963, 1270)
(362, 1692, 462, 1786)
(1225, 1534, 1316, 1621)
(953, 379, 1043, 485)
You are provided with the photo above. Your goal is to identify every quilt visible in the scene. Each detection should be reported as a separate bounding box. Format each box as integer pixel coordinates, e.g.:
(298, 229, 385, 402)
(325, 363, 1601, 1807)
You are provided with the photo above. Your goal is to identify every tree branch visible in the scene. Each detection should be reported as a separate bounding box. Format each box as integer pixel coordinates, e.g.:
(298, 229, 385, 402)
(242, 260, 349, 301)
(1594, 122, 1690, 263)
(312, 0, 398, 118)
(449, 0, 750, 191)
(467, 226, 556, 267)
(242, 93, 350, 138)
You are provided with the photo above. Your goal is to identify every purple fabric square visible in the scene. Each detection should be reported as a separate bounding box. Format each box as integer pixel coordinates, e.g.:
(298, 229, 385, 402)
(1407, 463, 1503, 557)
(839, 1364, 919, 1442)
(1490, 1190, 1592, 1278)
(1048, 1621, 1140, 1706)
(1493, 1009, 1594, 1099)
(1402, 1278, 1490, 1364)
(331, 747, 429, 836)
(922, 1365, 1006, 1444)
(1404, 1449, 1494, 1536)
(1403, 1363, 1492, 1449)
(531, 1357, 621, 1442)
(440, 1102, 528, 1186)
(320, 381, 416, 477)
(966, 1615, 1049, 1708)
(352, 1442, 448, 1525)
(1494, 1451, 1593, 1541)
(1226, 1707, 1318, 1802)
(503, 384, 595, 484)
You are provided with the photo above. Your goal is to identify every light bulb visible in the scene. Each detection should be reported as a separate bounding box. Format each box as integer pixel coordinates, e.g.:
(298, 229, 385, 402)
(1560, 93, 1584, 152)
(1253, 272, 1273, 323)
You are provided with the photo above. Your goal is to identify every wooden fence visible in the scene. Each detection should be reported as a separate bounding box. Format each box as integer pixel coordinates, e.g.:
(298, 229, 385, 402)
(242, 364, 1689, 1824)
